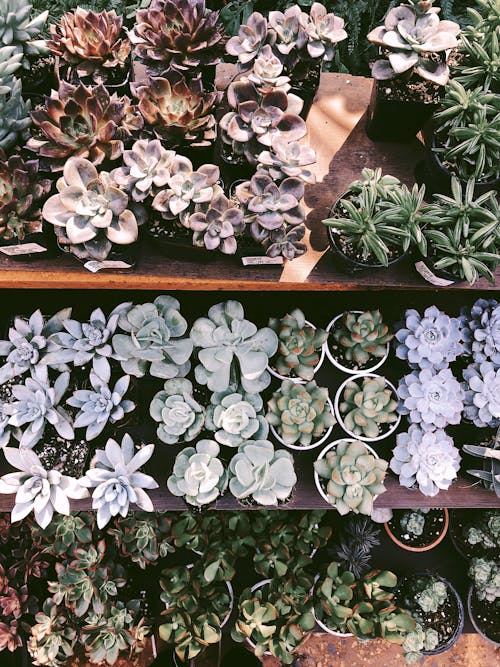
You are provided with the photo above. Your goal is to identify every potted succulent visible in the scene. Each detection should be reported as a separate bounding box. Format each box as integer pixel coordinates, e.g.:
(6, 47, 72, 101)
(0, 66, 32, 153)
(448, 509, 500, 561)
(205, 385, 269, 448)
(325, 310, 393, 374)
(150, 378, 206, 445)
(462, 363, 500, 429)
(366, 1, 460, 142)
(384, 508, 449, 552)
(467, 557, 500, 645)
(461, 298, 500, 367)
(335, 373, 400, 442)
(314, 438, 388, 514)
(312, 561, 356, 636)
(266, 379, 335, 450)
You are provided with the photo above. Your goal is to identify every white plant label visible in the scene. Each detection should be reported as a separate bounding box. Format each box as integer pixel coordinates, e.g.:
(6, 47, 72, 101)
(0, 243, 46, 256)
(414, 261, 454, 287)
(84, 260, 133, 273)
(241, 256, 283, 266)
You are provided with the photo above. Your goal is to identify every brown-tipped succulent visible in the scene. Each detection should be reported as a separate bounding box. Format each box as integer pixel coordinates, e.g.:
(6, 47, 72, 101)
(48, 9, 131, 84)
(42, 157, 138, 260)
(135, 72, 219, 148)
(187, 191, 245, 255)
(27, 82, 143, 170)
(0, 149, 51, 242)
(331, 311, 394, 368)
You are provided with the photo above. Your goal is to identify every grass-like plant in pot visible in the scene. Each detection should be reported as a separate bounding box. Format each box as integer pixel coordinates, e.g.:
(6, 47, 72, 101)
(366, 1, 460, 142)
(335, 373, 399, 442)
(314, 438, 388, 514)
(384, 508, 449, 553)
(467, 557, 500, 645)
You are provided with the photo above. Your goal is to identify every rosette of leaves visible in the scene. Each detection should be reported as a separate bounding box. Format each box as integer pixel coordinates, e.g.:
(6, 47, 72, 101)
(205, 385, 268, 448)
(42, 157, 139, 262)
(314, 439, 388, 515)
(300, 2, 348, 62)
(313, 561, 356, 632)
(135, 72, 220, 149)
(130, 0, 226, 74)
(390, 424, 460, 496)
(331, 310, 393, 370)
(257, 137, 317, 184)
(267, 380, 335, 447)
(190, 300, 278, 393)
(167, 440, 228, 508)
(339, 375, 398, 439)
(112, 295, 192, 379)
(111, 139, 175, 203)
(367, 2, 460, 86)
(461, 298, 500, 367)
(108, 512, 174, 570)
(31, 513, 94, 558)
(228, 439, 296, 506)
(187, 190, 245, 255)
(27, 600, 77, 666)
(395, 306, 464, 370)
(469, 557, 500, 604)
(0, 0, 48, 68)
(27, 82, 143, 170)
(268, 308, 326, 380)
(397, 367, 465, 431)
(247, 44, 290, 93)
(48, 9, 131, 84)
(79, 434, 158, 528)
(0, 76, 31, 150)
(150, 378, 205, 445)
(225, 11, 270, 67)
(462, 362, 500, 428)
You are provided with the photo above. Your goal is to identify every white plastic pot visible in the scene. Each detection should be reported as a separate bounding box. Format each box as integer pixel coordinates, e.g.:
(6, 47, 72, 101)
(324, 311, 390, 375)
(334, 373, 401, 442)
(246, 579, 273, 656)
(268, 320, 325, 384)
(312, 574, 353, 637)
(269, 397, 335, 451)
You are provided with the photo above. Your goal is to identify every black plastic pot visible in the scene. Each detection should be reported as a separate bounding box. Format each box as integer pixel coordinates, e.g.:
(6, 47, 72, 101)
(21, 58, 57, 97)
(467, 586, 500, 646)
(216, 141, 256, 185)
(289, 63, 321, 121)
(413, 254, 458, 287)
(0, 228, 58, 262)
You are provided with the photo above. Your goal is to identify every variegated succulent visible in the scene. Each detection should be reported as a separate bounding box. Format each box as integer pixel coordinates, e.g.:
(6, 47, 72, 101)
(257, 137, 317, 184)
(0, 76, 31, 151)
(42, 157, 139, 261)
(27, 82, 143, 170)
(187, 190, 245, 255)
(111, 139, 175, 202)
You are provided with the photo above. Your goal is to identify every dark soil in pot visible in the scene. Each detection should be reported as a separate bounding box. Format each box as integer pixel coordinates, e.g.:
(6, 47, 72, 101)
(21, 56, 57, 97)
(35, 430, 90, 478)
(385, 508, 448, 551)
(449, 509, 499, 560)
(468, 588, 500, 645)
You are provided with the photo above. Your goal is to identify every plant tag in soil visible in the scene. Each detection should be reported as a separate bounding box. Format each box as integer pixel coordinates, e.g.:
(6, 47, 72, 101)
(0, 243, 46, 256)
(415, 261, 454, 287)
(84, 260, 134, 273)
(241, 256, 283, 266)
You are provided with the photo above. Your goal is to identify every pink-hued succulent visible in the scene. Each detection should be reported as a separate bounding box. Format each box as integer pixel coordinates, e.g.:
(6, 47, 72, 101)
(257, 137, 317, 184)
(111, 139, 175, 202)
(226, 11, 271, 66)
(188, 191, 245, 255)
(300, 2, 347, 61)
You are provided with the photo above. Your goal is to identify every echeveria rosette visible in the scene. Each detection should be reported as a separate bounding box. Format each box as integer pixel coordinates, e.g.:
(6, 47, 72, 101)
(111, 139, 175, 203)
(226, 11, 270, 66)
(462, 362, 500, 428)
(167, 439, 228, 508)
(461, 299, 500, 368)
(188, 191, 245, 255)
(205, 386, 268, 448)
(190, 301, 278, 393)
(150, 378, 205, 445)
(397, 368, 465, 431)
(112, 295, 193, 379)
(247, 45, 290, 93)
(0, 447, 87, 529)
(268, 6, 307, 57)
(395, 306, 464, 370)
(390, 425, 460, 496)
(257, 138, 317, 184)
(79, 434, 158, 528)
(228, 439, 297, 506)
(301, 2, 348, 62)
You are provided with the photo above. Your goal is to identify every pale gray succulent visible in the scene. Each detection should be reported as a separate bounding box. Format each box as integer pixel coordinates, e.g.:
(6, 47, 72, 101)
(397, 368, 464, 431)
(66, 368, 135, 441)
(469, 557, 500, 603)
(300, 2, 347, 61)
(0, 0, 48, 68)
(257, 138, 317, 184)
(0, 45, 22, 92)
(228, 439, 296, 505)
(268, 6, 307, 56)
(0, 76, 31, 150)
(461, 299, 500, 368)
(463, 362, 500, 428)
(188, 191, 245, 255)
(390, 424, 460, 496)
(226, 11, 270, 66)
(0, 447, 87, 528)
(111, 139, 175, 202)
(167, 439, 228, 508)
(415, 579, 447, 613)
(205, 385, 268, 448)
(80, 434, 157, 528)
(112, 295, 193, 379)
(150, 378, 205, 445)
(190, 300, 278, 393)
(247, 45, 290, 92)
(0, 308, 71, 383)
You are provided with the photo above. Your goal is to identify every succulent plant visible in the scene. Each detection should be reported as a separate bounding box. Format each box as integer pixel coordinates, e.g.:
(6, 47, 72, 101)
(397, 367, 465, 431)
(27, 82, 142, 170)
(314, 439, 388, 515)
(247, 44, 290, 93)
(0, 447, 87, 528)
(226, 11, 269, 66)
(130, 0, 226, 73)
(0, 0, 48, 68)
(111, 139, 175, 203)
(469, 557, 500, 603)
(108, 512, 174, 569)
(339, 375, 398, 439)
(150, 378, 205, 445)
(187, 190, 245, 254)
(27, 600, 77, 665)
(205, 385, 268, 448)
(135, 72, 219, 148)
(257, 137, 317, 184)
(403, 622, 439, 664)
(0, 45, 22, 91)
(463, 510, 500, 551)
(48, 9, 131, 83)
(112, 295, 192, 379)
(190, 300, 278, 393)
(461, 298, 500, 368)
(330, 310, 393, 369)
(399, 508, 429, 536)
(415, 579, 447, 613)
(367, 3, 460, 85)
(79, 434, 158, 528)
(266, 380, 335, 447)
(264, 225, 307, 260)
(390, 425, 460, 496)
(300, 2, 348, 61)
(0, 76, 31, 150)
(42, 157, 139, 262)
(268, 6, 306, 58)
(167, 439, 228, 508)
(395, 306, 464, 370)
(332, 515, 381, 578)
(228, 439, 296, 505)
(313, 561, 356, 631)
(462, 362, 500, 428)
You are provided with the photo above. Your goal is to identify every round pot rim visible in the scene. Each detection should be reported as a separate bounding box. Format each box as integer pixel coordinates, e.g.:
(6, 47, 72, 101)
(267, 319, 326, 384)
(269, 397, 335, 451)
(384, 508, 449, 553)
(246, 579, 273, 655)
(334, 373, 401, 442)
(430, 134, 500, 188)
(312, 607, 353, 637)
(324, 311, 390, 375)
(467, 585, 500, 647)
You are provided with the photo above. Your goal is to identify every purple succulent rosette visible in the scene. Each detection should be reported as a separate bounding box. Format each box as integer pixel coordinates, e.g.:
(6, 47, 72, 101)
(462, 362, 500, 428)
(461, 299, 500, 368)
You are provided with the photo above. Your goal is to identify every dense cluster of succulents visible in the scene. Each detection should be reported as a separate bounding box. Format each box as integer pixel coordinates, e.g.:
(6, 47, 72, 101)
(205, 386, 268, 448)
(399, 509, 428, 537)
(461, 299, 500, 368)
(150, 378, 205, 445)
(462, 362, 500, 428)
(339, 375, 398, 439)
(0, 75, 31, 150)
(111, 139, 175, 203)
(330, 310, 393, 370)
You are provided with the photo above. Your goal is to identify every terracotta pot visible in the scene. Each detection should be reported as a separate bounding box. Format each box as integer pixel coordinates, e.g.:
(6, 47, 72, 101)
(384, 508, 449, 552)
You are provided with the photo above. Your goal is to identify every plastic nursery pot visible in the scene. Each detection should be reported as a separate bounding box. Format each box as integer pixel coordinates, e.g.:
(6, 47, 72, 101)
(267, 319, 326, 384)
(289, 62, 321, 121)
(384, 508, 450, 553)
(324, 311, 390, 375)
(334, 373, 401, 443)
(313, 439, 380, 506)
(467, 585, 500, 646)
(312, 575, 353, 637)
(269, 397, 335, 452)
